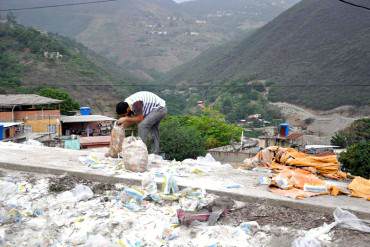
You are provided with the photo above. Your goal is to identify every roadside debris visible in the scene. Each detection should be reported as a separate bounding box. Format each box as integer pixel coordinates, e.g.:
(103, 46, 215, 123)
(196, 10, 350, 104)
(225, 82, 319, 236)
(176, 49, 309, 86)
(240, 221, 260, 235)
(292, 207, 370, 247)
(241, 146, 346, 179)
(240, 146, 370, 200)
(0, 170, 368, 246)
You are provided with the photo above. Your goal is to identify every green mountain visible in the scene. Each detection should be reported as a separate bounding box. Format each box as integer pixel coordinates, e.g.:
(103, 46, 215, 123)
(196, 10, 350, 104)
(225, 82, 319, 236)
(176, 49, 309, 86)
(2, 0, 299, 80)
(166, 0, 370, 110)
(0, 20, 136, 115)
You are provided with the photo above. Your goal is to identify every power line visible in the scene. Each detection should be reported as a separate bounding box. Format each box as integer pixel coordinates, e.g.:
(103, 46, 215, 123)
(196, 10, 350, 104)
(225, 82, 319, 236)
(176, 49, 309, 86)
(336, 0, 370, 11)
(0, 0, 119, 12)
(19, 83, 370, 88)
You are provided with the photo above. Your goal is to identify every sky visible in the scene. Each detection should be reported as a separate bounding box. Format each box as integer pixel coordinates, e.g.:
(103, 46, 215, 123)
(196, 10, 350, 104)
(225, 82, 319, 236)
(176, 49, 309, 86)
(173, 0, 195, 3)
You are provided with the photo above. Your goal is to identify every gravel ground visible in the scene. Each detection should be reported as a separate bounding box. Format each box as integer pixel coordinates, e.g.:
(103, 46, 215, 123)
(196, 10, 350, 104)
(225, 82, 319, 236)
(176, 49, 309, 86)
(221, 202, 370, 247)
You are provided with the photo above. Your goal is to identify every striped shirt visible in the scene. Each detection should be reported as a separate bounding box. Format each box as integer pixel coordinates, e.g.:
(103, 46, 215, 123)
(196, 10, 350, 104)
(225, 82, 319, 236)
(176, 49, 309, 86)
(125, 91, 166, 117)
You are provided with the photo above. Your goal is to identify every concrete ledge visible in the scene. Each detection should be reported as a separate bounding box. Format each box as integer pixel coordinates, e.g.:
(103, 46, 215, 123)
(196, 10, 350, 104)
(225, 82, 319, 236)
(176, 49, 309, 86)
(1, 142, 369, 219)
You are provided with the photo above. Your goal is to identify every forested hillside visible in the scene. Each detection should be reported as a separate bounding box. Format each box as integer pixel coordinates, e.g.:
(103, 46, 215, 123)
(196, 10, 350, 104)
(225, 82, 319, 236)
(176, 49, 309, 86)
(166, 0, 370, 109)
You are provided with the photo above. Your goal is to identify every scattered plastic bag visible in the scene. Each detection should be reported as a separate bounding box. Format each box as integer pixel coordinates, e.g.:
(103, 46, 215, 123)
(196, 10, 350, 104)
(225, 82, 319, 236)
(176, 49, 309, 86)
(162, 174, 178, 195)
(57, 184, 94, 203)
(72, 184, 94, 202)
(86, 234, 111, 247)
(122, 136, 148, 172)
(333, 207, 370, 232)
(0, 181, 17, 201)
(124, 188, 145, 201)
(108, 122, 125, 158)
(141, 174, 157, 195)
(240, 221, 260, 235)
(0, 228, 5, 245)
(292, 207, 370, 247)
(258, 176, 271, 185)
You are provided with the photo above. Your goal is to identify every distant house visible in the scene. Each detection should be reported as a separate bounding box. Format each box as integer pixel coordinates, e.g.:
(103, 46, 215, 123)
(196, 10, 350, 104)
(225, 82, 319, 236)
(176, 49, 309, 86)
(0, 122, 25, 142)
(60, 115, 115, 137)
(0, 94, 63, 135)
(197, 100, 205, 109)
(247, 114, 262, 121)
(60, 114, 116, 149)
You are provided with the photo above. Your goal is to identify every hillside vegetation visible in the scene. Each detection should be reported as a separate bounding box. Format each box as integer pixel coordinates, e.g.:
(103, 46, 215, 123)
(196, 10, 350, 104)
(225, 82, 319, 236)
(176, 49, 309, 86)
(2, 0, 298, 80)
(166, 0, 370, 110)
(0, 20, 135, 114)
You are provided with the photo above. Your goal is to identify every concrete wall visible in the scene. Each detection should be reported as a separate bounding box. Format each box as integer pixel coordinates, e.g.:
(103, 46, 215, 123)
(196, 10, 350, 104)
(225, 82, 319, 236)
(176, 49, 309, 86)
(209, 151, 256, 164)
(25, 119, 61, 135)
(0, 109, 61, 134)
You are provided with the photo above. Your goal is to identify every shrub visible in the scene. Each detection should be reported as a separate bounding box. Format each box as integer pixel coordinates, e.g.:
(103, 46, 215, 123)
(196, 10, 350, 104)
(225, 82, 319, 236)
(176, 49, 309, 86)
(160, 117, 206, 161)
(159, 110, 242, 160)
(339, 141, 370, 178)
(331, 118, 370, 147)
(38, 87, 80, 114)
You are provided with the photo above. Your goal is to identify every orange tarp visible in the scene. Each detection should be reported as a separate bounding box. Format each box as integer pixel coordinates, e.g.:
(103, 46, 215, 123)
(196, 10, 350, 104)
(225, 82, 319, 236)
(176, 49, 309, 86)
(240, 146, 351, 200)
(241, 146, 347, 180)
(272, 169, 325, 189)
(348, 177, 370, 200)
(275, 148, 346, 180)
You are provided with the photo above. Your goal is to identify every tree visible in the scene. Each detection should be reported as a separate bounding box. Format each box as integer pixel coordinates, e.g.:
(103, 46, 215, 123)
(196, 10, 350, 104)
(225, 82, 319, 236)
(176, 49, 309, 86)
(38, 87, 80, 114)
(339, 141, 370, 178)
(331, 118, 370, 147)
(6, 12, 16, 24)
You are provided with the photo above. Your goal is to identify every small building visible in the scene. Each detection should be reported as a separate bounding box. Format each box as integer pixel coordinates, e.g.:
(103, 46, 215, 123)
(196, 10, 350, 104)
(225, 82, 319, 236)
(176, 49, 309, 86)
(304, 145, 340, 155)
(0, 94, 62, 135)
(0, 122, 25, 142)
(247, 114, 262, 121)
(60, 115, 116, 137)
(209, 145, 260, 164)
(259, 132, 304, 148)
(197, 100, 205, 109)
(61, 115, 116, 149)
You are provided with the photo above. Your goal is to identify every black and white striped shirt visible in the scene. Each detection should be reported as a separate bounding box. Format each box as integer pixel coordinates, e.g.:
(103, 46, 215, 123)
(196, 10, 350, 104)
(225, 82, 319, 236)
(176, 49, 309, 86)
(125, 91, 166, 117)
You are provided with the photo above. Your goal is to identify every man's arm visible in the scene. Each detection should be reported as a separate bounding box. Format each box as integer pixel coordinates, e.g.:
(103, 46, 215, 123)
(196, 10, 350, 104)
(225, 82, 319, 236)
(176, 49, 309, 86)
(118, 115, 144, 125)
(117, 101, 144, 126)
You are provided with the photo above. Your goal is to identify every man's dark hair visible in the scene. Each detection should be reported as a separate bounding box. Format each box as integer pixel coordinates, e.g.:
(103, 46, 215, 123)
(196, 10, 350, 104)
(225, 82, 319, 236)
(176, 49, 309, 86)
(116, 101, 129, 115)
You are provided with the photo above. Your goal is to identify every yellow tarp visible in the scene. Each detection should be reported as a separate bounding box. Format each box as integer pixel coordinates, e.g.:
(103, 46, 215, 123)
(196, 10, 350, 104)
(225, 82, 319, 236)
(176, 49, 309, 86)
(275, 148, 346, 180)
(348, 177, 370, 200)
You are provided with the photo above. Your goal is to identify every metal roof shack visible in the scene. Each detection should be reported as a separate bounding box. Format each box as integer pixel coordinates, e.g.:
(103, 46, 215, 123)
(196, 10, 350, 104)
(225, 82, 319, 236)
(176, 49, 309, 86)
(60, 115, 116, 123)
(0, 94, 63, 108)
(0, 122, 24, 128)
